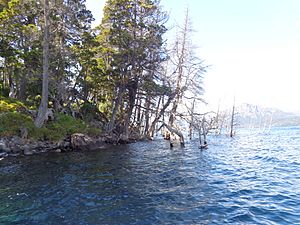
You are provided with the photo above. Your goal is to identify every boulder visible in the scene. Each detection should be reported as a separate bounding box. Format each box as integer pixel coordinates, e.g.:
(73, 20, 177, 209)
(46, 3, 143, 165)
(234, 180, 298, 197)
(0, 152, 8, 158)
(23, 145, 34, 156)
(10, 136, 25, 147)
(54, 148, 62, 153)
(118, 134, 129, 144)
(57, 140, 70, 149)
(71, 133, 108, 151)
(0, 139, 10, 153)
(9, 136, 24, 154)
(71, 133, 95, 151)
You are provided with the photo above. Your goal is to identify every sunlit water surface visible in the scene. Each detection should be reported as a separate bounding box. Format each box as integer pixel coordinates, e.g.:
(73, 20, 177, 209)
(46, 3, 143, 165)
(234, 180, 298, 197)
(1, 126, 300, 224)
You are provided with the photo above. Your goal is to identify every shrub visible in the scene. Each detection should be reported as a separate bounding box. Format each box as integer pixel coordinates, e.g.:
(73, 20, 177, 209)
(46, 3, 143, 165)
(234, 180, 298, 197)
(0, 112, 35, 137)
(45, 114, 87, 139)
(0, 108, 101, 141)
(0, 96, 27, 113)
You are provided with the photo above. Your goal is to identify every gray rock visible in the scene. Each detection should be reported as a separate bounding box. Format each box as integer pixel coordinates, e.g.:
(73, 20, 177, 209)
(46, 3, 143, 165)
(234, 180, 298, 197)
(54, 148, 62, 153)
(0, 152, 8, 157)
(11, 136, 24, 145)
(12, 147, 22, 154)
(0, 140, 10, 153)
(57, 140, 70, 148)
(23, 145, 34, 156)
(71, 133, 95, 151)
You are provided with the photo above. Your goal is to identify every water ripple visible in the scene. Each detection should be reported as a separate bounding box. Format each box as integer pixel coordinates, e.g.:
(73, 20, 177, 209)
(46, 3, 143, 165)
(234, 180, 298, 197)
(1, 127, 300, 224)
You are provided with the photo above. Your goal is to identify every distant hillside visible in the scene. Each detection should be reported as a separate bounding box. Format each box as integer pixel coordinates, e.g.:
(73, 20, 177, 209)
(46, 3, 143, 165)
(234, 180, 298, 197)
(235, 104, 300, 128)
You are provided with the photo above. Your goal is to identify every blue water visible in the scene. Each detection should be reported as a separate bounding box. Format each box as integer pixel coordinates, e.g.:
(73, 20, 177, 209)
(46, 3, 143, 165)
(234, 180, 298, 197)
(1, 127, 300, 224)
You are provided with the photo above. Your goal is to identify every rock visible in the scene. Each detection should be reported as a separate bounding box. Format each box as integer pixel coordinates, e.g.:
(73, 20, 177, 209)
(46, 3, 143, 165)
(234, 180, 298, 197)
(71, 133, 95, 151)
(23, 145, 34, 156)
(11, 136, 22, 144)
(10, 136, 25, 150)
(0, 140, 10, 153)
(54, 149, 62, 153)
(12, 148, 22, 154)
(70, 133, 107, 151)
(118, 134, 129, 144)
(57, 140, 70, 149)
(0, 152, 8, 158)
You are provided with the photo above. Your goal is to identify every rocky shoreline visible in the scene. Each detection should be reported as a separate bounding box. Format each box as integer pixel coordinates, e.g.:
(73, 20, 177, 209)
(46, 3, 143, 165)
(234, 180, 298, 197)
(0, 133, 128, 159)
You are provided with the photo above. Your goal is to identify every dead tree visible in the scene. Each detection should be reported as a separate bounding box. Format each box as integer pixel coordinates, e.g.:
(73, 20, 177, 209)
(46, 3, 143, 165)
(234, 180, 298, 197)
(229, 100, 236, 138)
(168, 8, 206, 128)
(157, 122, 185, 147)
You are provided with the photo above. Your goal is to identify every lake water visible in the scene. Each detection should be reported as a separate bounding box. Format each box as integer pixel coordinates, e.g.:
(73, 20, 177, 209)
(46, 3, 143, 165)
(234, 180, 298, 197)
(1, 127, 300, 224)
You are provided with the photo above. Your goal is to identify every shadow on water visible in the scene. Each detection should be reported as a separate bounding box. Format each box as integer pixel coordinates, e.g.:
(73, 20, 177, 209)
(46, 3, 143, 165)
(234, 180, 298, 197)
(1, 126, 300, 224)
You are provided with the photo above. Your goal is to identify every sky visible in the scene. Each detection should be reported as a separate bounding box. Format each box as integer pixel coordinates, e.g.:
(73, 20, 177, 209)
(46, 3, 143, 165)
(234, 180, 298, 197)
(85, 0, 300, 113)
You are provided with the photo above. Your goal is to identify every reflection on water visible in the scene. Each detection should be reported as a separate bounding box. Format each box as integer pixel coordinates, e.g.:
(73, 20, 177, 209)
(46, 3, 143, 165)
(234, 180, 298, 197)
(1, 127, 300, 224)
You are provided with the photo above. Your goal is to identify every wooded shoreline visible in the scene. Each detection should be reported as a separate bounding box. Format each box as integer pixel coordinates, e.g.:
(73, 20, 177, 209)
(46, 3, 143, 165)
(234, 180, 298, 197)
(0, 0, 218, 159)
(0, 132, 137, 159)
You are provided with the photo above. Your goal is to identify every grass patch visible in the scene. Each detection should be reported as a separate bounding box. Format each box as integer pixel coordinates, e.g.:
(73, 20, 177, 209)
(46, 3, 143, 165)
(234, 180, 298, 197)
(0, 112, 101, 141)
(0, 96, 101, 141)
(0, 112, 35, 137)
(43, 114, 88, 140)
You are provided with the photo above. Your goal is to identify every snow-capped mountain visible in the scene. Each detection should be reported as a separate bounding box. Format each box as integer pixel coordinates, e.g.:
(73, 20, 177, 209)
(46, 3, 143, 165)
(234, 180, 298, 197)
(235, 103, 300, 127)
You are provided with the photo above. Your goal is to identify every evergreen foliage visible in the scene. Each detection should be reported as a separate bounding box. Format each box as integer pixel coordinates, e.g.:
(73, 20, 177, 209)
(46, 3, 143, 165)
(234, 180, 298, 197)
(0, 0, 205, 141)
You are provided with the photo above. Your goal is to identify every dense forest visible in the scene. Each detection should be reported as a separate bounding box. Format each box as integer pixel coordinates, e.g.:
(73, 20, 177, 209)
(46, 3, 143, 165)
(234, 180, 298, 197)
(0, 0, 206, 143)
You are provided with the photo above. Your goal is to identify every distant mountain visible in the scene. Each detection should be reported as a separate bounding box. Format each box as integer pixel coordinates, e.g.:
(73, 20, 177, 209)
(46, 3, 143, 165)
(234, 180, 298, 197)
(235, 103, 300, 128)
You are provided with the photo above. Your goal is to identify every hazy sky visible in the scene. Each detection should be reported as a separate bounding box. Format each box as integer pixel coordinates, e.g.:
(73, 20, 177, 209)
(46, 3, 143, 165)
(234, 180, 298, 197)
(86, 0, 300, 113)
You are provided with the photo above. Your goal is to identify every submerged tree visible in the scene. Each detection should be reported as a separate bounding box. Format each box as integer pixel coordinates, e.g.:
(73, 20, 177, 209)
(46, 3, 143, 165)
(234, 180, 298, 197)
(166, 8, 206, 139)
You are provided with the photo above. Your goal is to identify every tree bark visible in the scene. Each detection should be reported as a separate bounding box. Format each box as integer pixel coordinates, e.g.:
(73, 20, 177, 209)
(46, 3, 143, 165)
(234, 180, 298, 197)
(147, 92, 175, 137)
(144, 94, 151, 135)
(189, 97, 195, 140)
(163, 122, 185, 146)
(35, 0, 50, 128)
(230, 101, 235, 138)
(107, 85, 123, 132)
(168, 9, 189, 127)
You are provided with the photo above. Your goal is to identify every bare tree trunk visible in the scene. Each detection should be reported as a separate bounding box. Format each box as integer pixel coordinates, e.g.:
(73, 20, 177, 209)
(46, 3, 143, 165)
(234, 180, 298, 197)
(202, 117, 207, 143)
(163, 122, 184, 146)
(199, 128, 202, 146)
(18, 71, 27, 101)
(107, 86, 123, 132)
(54, 34, 66, 112)
(124, 80, 138, 139)
(35, 0, 50, 128)
(169, 9, 189, 127)
(143, 94, 151, 135)
(136, 96, 143, 133)
(230, 101, 235, 138)
(189, 97, 195, 140)
(8, 72, 15, 98)
(148, 92, 175, 137)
